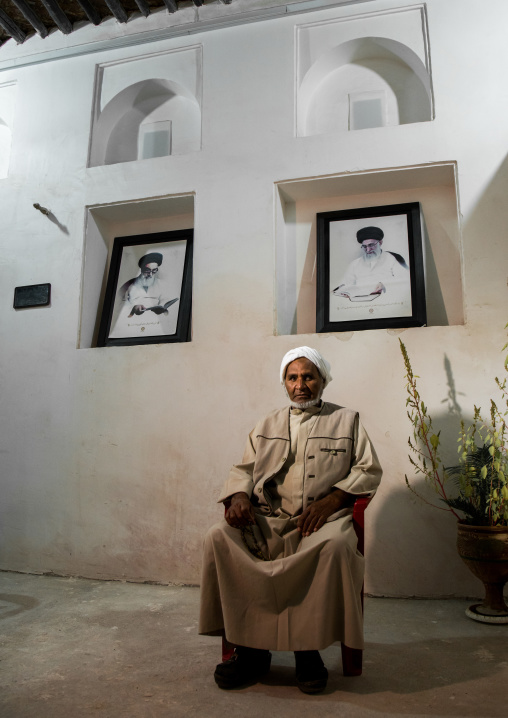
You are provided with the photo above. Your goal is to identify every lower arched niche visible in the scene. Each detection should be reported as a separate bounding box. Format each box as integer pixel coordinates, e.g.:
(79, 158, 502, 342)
(298, 37, 433, 137)
(89, 78, 201, 167)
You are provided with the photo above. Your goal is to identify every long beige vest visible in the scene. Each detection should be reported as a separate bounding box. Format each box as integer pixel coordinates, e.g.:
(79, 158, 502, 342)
(219, 402, 377, 511)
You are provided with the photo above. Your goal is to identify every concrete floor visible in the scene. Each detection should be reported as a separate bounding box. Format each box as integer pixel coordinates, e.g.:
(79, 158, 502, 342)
(0, 571, 506, 718)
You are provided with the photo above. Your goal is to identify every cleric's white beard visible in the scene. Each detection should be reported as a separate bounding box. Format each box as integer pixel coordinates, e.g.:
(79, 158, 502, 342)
(361, 245, 382, 262)
(141, 275, 155, 290)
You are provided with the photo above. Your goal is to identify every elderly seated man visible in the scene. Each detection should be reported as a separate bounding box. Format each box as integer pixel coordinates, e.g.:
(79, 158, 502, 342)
(199, 347, 382, 693)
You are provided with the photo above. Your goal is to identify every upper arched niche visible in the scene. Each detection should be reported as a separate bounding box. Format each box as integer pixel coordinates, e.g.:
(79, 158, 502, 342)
(298, 37, 433, 137)
(89, 79, 201, 167)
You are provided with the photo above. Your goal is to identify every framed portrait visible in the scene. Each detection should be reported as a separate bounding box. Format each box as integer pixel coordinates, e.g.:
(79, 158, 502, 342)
(316, 202, 426, 333)
(97, 229, 193, 347)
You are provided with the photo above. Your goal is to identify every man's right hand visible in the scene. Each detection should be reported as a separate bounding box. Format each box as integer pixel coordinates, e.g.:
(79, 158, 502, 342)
(129, 304, 147, 316)
(225, 492, 256, 529)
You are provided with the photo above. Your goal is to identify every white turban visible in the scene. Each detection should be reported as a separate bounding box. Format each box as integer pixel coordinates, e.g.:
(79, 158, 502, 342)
(280, 346, 333, 388)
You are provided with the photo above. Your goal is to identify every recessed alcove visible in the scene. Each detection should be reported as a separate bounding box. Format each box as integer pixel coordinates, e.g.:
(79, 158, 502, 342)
(89, 79, 201, 167)
(297, 37, 432, 137)
(275, 164, 463, 335)
(79, 194, 194, 348)
(0, 81, 16, 179)
(88, 46, 202, 168)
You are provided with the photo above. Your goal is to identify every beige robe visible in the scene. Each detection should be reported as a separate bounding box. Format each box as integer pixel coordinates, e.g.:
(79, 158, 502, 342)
(199, 402, 382, 651)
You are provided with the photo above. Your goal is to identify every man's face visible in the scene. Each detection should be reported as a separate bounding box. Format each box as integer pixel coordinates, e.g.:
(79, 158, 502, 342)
(140, 262, 159, 286)
(361, 239, 382, 259)
(284, 358, 324, 406)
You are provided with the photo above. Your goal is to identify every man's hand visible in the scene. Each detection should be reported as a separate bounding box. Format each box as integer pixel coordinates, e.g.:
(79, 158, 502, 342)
(225, 492, 256, 529)
(149, 306, 168, 315)
(297, 489, 353, 537)
(370, 282, 386, 295)
(129, 304, 147, 316)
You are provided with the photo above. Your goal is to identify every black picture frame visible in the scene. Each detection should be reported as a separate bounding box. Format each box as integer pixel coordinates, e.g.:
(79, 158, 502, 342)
(97, 229, 193, 347)
(316, 202, 426, 333)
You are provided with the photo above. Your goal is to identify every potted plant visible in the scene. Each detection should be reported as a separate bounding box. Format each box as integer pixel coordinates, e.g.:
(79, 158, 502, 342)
(399, 332, 508, 623)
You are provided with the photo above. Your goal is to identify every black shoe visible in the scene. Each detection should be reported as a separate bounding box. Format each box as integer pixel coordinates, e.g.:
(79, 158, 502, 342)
(294, 650, 328, 694)
(214, 646, 272, 689)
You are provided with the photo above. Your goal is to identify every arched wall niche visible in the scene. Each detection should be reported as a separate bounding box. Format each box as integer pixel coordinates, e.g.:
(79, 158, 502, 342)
(298, 37, 433, 137)
(89, 78, 201, 167)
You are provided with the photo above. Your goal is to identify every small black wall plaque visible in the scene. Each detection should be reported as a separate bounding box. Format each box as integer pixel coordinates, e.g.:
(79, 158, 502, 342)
(14, 283, 51, 308)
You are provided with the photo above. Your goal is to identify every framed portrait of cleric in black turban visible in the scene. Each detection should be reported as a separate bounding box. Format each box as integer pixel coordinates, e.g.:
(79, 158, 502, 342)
(316, 202, 426, 333)
(97, 229, 193, 347)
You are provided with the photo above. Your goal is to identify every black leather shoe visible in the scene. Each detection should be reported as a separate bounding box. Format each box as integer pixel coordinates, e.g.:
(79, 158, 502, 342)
(294, 650, 328, 694)
(214, 646, 272, 689)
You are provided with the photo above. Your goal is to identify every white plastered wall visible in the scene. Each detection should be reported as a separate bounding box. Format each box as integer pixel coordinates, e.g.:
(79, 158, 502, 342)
(0, 81, 16, 178)
(0, 0, 507, 598)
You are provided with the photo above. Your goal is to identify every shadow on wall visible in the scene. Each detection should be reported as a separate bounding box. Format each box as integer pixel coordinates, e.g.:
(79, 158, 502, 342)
(367, 481, 481, 599)
(367, 349, 489, 599)
(420, 213, 448, 326)
(375, 150, 508, 595)
(296, 214, 317, 334)
(462, 150, 508, 300)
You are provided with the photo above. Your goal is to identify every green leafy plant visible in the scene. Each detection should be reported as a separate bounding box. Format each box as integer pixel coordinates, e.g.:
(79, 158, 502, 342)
(400, 330, 508, 526)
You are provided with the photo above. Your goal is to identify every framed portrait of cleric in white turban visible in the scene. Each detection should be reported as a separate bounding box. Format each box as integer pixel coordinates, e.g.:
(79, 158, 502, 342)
(316, 202, 426, 333)
(97, 229, 193, 347)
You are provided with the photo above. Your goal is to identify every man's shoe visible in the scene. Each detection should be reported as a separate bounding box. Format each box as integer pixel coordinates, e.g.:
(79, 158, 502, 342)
(214, 646, 272, 689)
(294, 650, 328, 694)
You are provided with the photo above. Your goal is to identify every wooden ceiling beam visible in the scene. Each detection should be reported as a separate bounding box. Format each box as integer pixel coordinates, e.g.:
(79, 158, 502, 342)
(134, 0, 151, 18)
(0, 0, 238, 48)
(74, 0, 102, 26)
(103, 0, 129, 24)
(0, 8, 27, 43)
(162, 0, 177, 13)
(11, 0, 49, 38)
(39, 0, 73, 35)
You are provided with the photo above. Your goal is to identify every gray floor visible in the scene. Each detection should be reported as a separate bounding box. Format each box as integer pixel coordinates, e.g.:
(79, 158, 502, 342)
(0, 571, 506, 718)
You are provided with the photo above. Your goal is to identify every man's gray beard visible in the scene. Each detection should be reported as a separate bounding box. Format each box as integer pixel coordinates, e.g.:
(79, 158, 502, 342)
(289, 397, 322, 409)
(361, 246, 382, 262)
(141, 275, 155, 290)
(288, 386, 324, 409)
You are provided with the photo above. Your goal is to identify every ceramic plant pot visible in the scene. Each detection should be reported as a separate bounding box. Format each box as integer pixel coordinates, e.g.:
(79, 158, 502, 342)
(457, 522, 508, 624)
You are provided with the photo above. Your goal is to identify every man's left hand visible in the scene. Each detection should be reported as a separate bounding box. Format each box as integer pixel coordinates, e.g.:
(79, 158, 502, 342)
(297, 489, 352, 537)
(370, 282, 386, 295)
